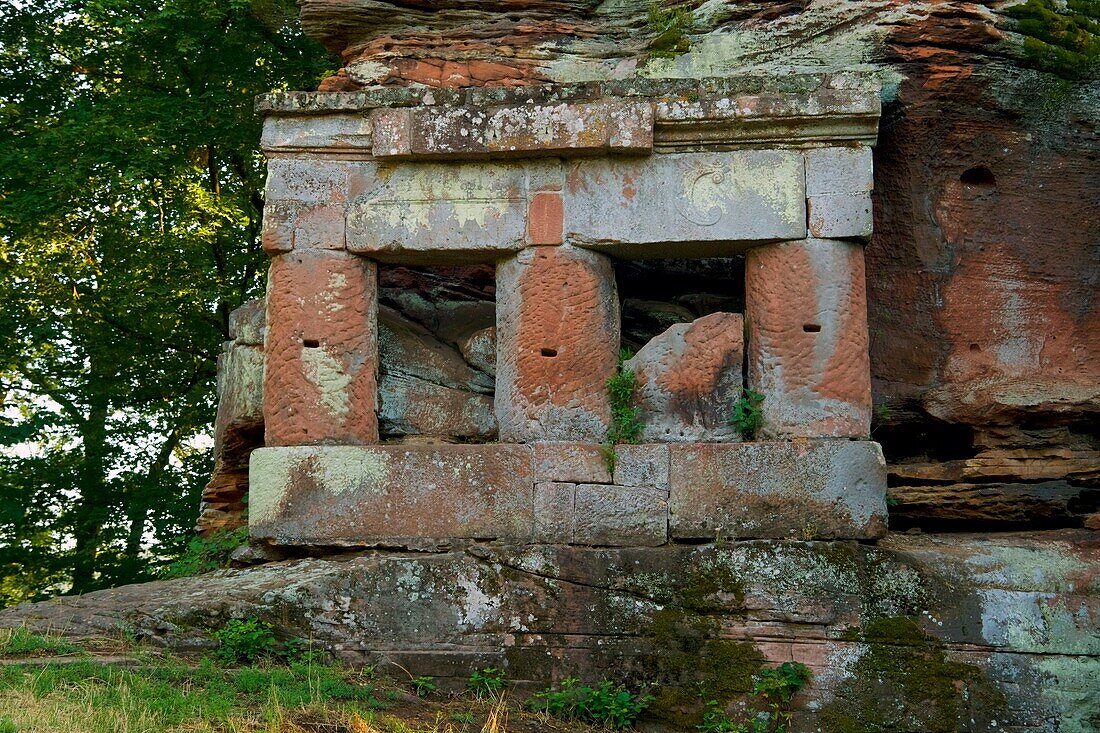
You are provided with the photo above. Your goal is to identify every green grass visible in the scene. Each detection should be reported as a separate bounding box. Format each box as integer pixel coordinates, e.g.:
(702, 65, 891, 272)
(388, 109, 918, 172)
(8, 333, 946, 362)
(0, 654, 387, 732)
(0, 627, 81, 657)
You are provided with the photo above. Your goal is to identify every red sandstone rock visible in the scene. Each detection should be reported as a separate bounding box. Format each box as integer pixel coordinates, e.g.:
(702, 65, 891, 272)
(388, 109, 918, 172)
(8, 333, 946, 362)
(526, 191, 563, 246)
(264, 250, 379, 446)
(624, 312, 744, 442)
(496, 246, 619, 442)
(746, 239, 871, 438)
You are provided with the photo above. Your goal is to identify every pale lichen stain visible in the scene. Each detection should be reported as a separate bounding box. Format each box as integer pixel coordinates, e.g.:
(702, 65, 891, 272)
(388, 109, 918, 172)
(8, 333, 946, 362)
(301, 346, 352, 420)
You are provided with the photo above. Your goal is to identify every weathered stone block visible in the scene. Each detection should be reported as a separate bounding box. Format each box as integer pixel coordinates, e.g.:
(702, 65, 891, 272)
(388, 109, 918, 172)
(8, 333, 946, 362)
(624, 312, 744, 442)
(807, 193, 873, 240)
(745, 238, 871, 438)
(496, 246, 619, 442)
(264, 250, 379, 446)
(261, 113, 373, 154)
(534, 482, 575, 543)
(573, 484, 668, 546)
(668, 441, 887, 540)
(249, 445, 534, 545)
(262, 159, 356, 252)
(262, 200, 347, 252)
(611, 444, 670, 489)
(534, 443, 612, 484)
(371, 100, 653, 159)
(565, 151, 805, 257)
(345, 160, 561, 263)
(804, 145, 873, 196)
(228, 298, 266, 346)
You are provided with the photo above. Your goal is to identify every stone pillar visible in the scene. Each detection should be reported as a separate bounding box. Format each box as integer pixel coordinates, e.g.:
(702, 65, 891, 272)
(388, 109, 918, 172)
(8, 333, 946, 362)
(496, 245, 619, 442)
(745, 238, 871, 438)
(264, 249, 379, 446)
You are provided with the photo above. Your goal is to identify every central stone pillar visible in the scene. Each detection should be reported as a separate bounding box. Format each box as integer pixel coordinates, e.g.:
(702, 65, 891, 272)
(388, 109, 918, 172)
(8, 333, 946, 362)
(496, 245, 620, 442)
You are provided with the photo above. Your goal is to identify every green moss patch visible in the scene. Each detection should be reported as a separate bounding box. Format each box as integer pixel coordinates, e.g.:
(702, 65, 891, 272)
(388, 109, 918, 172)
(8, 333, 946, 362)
(822, 617, 1006, 732)
(1003, 0, 1100, 79)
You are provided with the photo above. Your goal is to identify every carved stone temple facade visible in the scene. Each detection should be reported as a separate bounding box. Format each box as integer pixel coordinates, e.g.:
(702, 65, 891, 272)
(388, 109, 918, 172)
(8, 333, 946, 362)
(242, 75, 888, 548)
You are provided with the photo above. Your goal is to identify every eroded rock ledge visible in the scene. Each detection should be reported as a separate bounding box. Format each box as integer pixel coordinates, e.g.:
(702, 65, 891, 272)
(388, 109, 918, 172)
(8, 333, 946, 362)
(2, 532, 1096, 730)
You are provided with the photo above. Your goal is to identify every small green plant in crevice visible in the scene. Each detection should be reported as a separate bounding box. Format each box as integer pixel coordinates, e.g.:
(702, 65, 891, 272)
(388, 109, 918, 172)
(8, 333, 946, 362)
(695, 662, 812, 733)
(530, 677, 654, 729)
(0, 626, 81, 657)
(411, 675, 437, 697)
(467, 667, 506, 699)
(604, 348, 643, 471)
(647, 2, 695, 58)
(730, 389, 764, 440)
(753, 662, 812, 731)
(162, 526, 249, 578)
(211, 617, 278, 664)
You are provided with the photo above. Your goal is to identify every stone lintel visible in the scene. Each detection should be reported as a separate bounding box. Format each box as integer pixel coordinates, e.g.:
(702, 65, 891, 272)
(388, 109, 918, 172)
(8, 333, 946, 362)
(565, 151, 807, 254)
(371, 100, 654, 160)
(257, 75, 881, 157)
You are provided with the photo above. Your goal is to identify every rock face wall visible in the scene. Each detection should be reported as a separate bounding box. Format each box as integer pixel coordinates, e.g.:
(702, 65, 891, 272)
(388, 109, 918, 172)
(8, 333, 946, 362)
(282, 0, 1099, 529)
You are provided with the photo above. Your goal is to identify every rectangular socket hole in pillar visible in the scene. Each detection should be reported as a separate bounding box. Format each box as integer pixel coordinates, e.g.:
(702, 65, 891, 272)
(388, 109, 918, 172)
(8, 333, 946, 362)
(376, 263, 498, 444)
(541, 348, 558, 358)
(803, 324, 821, 333)
(302, 338, 321, 348)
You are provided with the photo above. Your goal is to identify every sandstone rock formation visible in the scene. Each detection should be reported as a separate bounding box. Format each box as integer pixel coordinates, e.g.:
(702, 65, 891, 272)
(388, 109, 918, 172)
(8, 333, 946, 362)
(2, 532, 1096, 730)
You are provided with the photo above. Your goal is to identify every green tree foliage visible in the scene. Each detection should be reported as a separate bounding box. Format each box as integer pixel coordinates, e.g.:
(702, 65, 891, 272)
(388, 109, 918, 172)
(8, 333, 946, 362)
(0, 0, 333, 604)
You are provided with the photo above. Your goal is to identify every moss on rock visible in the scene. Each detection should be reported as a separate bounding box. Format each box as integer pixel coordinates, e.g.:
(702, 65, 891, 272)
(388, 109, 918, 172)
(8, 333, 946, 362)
(822, 616, 1006, 732)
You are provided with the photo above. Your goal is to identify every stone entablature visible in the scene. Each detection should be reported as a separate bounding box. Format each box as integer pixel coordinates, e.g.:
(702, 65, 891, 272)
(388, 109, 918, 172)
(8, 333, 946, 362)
(249, 73, 886, 548)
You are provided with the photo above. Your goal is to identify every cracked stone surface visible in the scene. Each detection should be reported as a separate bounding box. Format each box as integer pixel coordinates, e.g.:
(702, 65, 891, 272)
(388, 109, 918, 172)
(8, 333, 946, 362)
(1, 532, 1096, 730)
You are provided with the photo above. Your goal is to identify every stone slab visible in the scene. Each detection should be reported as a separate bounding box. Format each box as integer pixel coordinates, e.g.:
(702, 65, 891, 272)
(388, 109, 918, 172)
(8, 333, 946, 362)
(249, 445, 535, 545)
(745, 238, 872, 438)
(372, 100, 653, 159)
(534, 482, 575, 543)
(261, 113, 374, 154)
(573, 484, 668, 547)
(611, 444, 670, 489)
(534, 443, 612, 484)
(345, 160, 561, 263)
(496, 246, 619, 442)
(668, 440, 887, 540)
(564, 151, 806, 257)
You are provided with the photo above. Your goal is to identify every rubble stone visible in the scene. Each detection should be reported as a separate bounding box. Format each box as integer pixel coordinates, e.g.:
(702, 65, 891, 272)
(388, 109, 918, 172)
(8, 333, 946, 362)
(624, 312, 744, 442)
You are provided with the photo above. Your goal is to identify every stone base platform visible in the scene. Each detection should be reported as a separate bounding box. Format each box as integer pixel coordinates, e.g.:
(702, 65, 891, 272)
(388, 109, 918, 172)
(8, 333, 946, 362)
(249, 441, 887, 546)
